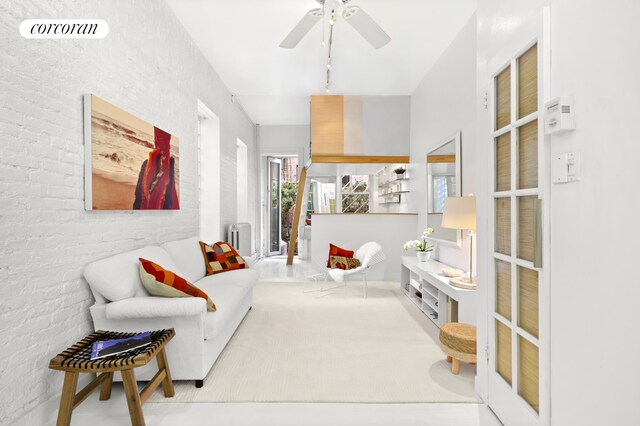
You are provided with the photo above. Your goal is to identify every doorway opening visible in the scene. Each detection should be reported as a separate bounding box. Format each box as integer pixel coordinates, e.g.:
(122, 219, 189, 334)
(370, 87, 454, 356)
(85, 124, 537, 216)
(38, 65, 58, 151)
(264, 155, 299, 258)
(198, 100, 220, 242)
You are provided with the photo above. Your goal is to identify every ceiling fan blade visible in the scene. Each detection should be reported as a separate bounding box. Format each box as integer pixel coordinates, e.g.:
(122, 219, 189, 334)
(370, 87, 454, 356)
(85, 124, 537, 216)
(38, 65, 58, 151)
(279, 8, 323, 49)
(342, 6, 391, 49)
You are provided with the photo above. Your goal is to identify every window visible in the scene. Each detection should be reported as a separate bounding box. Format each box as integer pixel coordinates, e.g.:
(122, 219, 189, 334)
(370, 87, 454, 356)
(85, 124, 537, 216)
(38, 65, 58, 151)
(341, 175, 370, 213)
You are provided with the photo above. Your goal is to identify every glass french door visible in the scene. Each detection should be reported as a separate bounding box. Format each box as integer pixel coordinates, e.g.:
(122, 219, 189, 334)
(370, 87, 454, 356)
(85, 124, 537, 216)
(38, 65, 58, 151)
(488, 9, 550, 426)
(268, 158, 282, 256)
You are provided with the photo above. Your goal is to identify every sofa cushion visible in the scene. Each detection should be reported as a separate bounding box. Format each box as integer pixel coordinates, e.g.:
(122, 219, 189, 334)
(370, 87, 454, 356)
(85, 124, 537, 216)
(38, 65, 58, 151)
(161, 237, 206, 283)
(139, 258, 216, 311)
(84, 246, 178, 302)
(197, 283, 246, 339)
(196, 268, 258, 293)
(199, 241, 247, 275)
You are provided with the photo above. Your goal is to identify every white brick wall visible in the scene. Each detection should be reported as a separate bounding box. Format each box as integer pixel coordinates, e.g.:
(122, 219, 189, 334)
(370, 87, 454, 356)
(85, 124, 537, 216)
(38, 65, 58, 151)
(0, 1, 258, 423)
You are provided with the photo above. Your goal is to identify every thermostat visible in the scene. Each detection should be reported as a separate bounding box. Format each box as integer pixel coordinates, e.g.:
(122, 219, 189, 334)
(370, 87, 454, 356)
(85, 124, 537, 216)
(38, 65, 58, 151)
(544, 96, 575, 135)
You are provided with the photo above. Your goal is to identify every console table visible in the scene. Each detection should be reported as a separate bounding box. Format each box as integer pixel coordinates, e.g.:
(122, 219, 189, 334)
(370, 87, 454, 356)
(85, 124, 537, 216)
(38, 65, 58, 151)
(400, 256, 476, 327)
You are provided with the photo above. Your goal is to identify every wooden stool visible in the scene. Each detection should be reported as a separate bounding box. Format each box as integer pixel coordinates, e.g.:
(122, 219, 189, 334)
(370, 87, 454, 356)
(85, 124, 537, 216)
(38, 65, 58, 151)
(439, 323, 477, 375)
(49, 329, 175, 426)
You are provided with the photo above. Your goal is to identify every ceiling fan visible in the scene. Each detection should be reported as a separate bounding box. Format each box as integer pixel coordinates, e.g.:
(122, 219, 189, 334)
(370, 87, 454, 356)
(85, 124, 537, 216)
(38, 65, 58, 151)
(279, 0, 391, 49)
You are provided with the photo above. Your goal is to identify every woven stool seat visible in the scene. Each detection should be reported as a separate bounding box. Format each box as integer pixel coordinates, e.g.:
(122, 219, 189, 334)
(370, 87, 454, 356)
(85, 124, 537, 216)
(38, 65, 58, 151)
(439, 323, 477, 375)
(49, 329, 174, 373)
(48, 329, 175, 426)
(439, 323, 477, 354)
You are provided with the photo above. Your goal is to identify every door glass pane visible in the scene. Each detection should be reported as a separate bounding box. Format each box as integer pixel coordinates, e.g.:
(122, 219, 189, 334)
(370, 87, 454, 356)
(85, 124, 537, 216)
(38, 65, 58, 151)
(495, 133, 511, 192)
(495, 198, 511, 256)
(269, 161, 280, 253)
(518, 44, 538, 119)
(518, 266, 539, 338)
(496, 260, 512, 320)
(518, 120, 538, 189)
(517, 196, 536, 262)
(518, 336, 540, 413)
(496, 320, 512, 386)
(496, 66, 511, 129)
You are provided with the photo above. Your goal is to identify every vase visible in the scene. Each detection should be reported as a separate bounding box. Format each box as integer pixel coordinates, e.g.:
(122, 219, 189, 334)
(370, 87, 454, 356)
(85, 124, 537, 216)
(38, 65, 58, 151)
(416, 251, 431, 262)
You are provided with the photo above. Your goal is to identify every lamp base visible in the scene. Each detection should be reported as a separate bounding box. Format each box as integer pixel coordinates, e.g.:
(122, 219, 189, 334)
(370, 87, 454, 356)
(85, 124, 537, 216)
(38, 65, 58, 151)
(449, 276, 477, 290)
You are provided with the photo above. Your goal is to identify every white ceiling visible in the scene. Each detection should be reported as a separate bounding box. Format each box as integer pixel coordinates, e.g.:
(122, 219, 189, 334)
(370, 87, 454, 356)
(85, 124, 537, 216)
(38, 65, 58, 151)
(167, 0, 476, 125)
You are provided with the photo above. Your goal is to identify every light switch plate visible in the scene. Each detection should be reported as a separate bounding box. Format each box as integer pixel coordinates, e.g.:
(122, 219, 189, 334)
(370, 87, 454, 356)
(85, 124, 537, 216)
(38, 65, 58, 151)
(552, 152, 581, 184)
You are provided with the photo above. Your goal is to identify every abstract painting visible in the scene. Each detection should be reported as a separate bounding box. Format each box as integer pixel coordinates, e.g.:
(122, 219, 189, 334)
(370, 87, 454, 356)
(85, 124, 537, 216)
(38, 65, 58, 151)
(84, 94, 180, 210)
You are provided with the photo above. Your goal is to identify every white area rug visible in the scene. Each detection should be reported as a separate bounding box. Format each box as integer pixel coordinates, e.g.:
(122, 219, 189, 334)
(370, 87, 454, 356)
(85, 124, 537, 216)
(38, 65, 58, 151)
(150, 281, 478, 403)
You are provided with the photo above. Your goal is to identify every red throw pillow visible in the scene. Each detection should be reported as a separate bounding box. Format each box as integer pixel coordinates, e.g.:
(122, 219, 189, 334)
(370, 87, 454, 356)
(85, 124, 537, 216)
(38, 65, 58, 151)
(327, 243, 354, 267)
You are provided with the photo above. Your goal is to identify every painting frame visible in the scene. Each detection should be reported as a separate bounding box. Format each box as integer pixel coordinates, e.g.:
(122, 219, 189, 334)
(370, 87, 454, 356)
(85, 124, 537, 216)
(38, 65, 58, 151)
(83, 94, 180, 211)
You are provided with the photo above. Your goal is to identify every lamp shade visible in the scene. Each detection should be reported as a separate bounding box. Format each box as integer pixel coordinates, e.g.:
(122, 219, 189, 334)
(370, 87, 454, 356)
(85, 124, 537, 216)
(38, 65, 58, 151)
(441, 196, 476, 231)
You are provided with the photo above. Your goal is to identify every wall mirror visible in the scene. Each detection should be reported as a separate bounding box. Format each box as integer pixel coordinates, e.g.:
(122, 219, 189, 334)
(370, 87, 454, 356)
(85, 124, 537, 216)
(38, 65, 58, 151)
(426, 131, 462, 247)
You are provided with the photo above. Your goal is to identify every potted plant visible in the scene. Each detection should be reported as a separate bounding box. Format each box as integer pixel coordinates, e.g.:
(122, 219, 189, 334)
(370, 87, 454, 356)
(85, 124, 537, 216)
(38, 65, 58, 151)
(404, 228, 435, 262)
(394, 167, 406, 178)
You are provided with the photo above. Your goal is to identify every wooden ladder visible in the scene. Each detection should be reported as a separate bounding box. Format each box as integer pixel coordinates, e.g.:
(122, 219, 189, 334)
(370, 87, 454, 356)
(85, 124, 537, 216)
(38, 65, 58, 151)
(286, 165, 308, 265)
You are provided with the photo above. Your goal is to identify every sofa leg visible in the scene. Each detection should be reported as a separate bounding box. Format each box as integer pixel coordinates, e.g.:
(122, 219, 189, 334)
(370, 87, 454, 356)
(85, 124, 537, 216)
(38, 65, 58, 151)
(195, 380, 204, 388)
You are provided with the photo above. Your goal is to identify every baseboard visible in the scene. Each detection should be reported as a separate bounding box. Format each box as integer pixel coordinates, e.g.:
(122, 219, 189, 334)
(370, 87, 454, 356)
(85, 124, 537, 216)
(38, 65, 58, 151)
(13, 374, 95, 426)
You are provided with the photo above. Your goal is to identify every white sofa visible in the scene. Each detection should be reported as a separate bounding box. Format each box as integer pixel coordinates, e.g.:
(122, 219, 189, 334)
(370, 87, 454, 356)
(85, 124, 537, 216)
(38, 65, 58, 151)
(83, 236, 258, 387)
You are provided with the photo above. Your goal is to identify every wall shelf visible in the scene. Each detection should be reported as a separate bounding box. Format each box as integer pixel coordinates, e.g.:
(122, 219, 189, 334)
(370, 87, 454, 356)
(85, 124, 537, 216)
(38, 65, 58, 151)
(379, 190, 410, 196)
(376, 166, 410, 208)
(378, 177, 410, 187)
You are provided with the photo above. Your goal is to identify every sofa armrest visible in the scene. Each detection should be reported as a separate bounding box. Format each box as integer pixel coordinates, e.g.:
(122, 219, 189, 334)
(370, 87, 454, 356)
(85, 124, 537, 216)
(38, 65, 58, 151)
(105, 297, 207, 320)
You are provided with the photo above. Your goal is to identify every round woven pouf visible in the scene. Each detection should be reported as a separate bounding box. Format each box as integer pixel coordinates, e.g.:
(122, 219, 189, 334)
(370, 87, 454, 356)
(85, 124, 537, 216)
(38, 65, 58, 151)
(439, 322, 477, 375)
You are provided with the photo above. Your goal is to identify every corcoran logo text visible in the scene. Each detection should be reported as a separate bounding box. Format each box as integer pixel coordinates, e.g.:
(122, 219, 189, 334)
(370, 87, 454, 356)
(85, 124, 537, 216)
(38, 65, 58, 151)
(20, 19, 108, 39)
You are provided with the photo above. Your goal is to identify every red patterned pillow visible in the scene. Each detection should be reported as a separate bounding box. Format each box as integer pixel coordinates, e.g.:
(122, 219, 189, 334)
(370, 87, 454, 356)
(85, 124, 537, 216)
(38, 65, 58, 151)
(330, 256, 361, 270)
(199, 241, 247, 275)
(327, 243, 354, 267)
(138, 258, 216, 311)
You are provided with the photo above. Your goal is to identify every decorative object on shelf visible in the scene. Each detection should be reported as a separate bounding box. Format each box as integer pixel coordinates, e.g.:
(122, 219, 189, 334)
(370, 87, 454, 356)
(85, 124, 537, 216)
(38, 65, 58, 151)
(441, 268, 464, 278)
(376, 164, 409, 205)
(403, 228, 435, 262)
(442, 196, 477, 289)
(394, 167, 406, 178)
(416, 251, 431, 262)
(84, 94, 180, 211)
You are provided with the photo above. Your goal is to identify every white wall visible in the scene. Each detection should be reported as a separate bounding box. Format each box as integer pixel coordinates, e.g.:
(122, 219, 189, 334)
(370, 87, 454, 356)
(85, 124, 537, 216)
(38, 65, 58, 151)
(409, 15, 477, 270)
(0, 1, 257, 423)
(362, 96, 411, 156)
(259, 125, 310, 165)
(476, 1, 640, 424)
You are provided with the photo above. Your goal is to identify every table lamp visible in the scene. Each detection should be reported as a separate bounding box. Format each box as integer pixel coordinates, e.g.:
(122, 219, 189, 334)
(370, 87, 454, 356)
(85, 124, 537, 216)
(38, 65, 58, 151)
(442, 196, 477, 290)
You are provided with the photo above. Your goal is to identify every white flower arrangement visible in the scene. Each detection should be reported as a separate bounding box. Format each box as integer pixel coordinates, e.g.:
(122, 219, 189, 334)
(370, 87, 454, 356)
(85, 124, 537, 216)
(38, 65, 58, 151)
(403, 228, 435, 252)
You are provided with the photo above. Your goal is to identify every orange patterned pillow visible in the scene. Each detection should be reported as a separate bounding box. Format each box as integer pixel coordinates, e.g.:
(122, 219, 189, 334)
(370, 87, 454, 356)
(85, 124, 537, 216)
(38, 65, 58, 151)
(199, 241, 247, 275)
(138, 258, 216, 311)
(329, 255, 361, 270)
